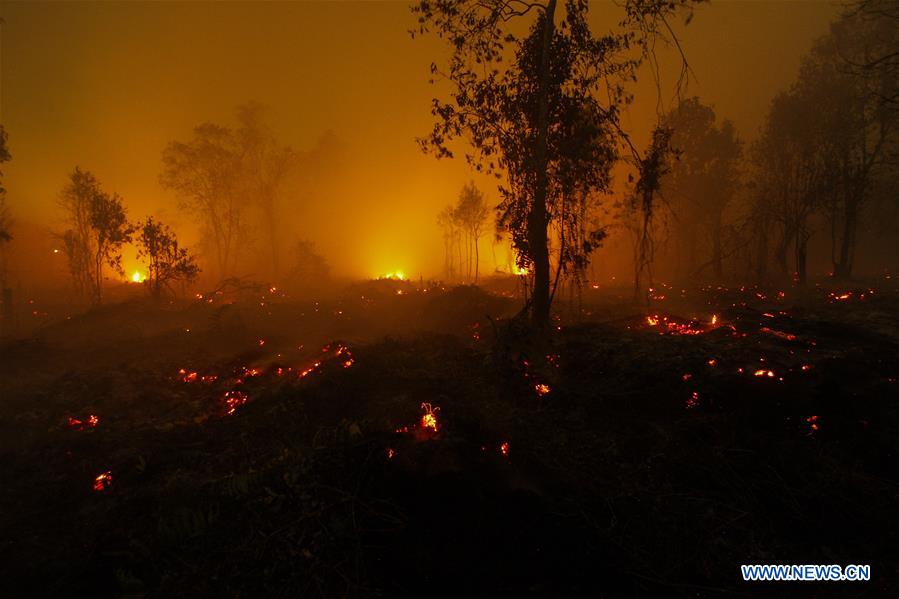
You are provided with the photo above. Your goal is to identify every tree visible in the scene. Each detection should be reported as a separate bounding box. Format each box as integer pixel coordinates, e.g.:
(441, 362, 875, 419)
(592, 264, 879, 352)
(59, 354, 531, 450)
(161, 123, 246, 280)
(412, 0, 698, 333)
(135, 217, 200, 297)
(752, 90, 826, 285)
(437, 205, 461, 280)
(288, 239, 329, 289)
(235, 103, 297, 278)
(0, 126, 11, 244)
(59, 168, 98, 299)
(661, 97, 742, 279)
(803, 7, 898, 278)
(88, 191, 132, 304)
(629, 125, 674, 301)
(454, 182, 489, 281)
(58, 168, 131, 303)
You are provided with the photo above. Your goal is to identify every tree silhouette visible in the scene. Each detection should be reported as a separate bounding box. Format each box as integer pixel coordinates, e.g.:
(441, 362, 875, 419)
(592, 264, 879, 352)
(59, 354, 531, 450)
(662, 97, 742, 279)
(235, 103, 297, 278)
(161, 123, 246, 281)
(88, 190, 132, 304)
(135, 217, 200, 298)
(0, 126, 11, 244)
(412, 0, 698, 333)
(454, 182, 489, 282)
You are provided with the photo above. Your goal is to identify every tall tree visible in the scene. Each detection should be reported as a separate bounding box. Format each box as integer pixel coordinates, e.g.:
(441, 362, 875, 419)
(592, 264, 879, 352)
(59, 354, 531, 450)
(412, 0, 698, 333)
(662, 97, 742, 279)
(753, 90, 826, 285)
(135, 217, 200, 298)
(454, 182, 489, 281)
(805, 6, 898, 278)
(58, 168, 99, 301)
(0, 126, 11, 244)
(235, 103, 297, 278)
(88, 190, 132, 304)
(161, 123, 245, 280)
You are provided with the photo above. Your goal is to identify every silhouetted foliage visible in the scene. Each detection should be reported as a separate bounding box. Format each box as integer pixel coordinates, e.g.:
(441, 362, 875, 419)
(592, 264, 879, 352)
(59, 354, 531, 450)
(58, 168, 131, 304)
(0, 126, 11, 245)
(135, 217, 200, 297)
(662, 97, 742, 279)
(412, 0, 700, 332)
(288, 239, 329, 289)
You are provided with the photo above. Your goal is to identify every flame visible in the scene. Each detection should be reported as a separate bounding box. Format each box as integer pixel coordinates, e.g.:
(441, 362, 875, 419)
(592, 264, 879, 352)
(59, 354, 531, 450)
(711, 314, 718, 326)
(380, 271, 405, 280)
(223, 390, 248, 415)
(499, 441, 510, 456)
(131, 271, 144, 283)
(753, 369, 775, 378)
(535, 383, 551, 396)
(93, 471, 113, 492)
(420, 402, 439, 432)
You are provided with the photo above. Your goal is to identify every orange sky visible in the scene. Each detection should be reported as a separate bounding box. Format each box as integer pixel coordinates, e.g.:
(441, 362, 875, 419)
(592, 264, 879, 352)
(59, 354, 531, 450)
(0, 0, 840, 280)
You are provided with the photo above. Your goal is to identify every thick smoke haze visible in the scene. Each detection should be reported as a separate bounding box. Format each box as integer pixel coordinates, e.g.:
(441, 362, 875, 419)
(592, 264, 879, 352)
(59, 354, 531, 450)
(1, 0, 838, 286)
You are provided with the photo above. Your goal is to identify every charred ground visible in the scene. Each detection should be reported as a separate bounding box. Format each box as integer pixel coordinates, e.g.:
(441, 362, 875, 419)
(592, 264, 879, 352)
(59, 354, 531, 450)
(1, 279, 898, 596)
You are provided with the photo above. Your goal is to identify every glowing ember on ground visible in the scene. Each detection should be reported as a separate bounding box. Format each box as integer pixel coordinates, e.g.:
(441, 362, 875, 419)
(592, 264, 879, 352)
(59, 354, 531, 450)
(534, 383, 551, 396)
(93, 471, 113, 492)
(420, 403, 440, 432)
(68, 415, 100, 429)
(760, 327, 797, 341)
(644, 314, 715, 335)
(753, 369, 775, 378)
(686, 391, 700, 409)
(179, 369, 198, 383)
(223, 390, 249, 415)
(499, 441, 510, 456)
(386, 448, 396, 459)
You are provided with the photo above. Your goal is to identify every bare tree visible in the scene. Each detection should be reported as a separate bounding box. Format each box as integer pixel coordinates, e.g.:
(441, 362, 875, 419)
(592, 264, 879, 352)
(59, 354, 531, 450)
(454, 182, 489, 282)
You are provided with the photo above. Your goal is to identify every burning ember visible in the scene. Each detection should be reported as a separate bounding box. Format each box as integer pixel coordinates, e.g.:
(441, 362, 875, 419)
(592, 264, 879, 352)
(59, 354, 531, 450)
(420, 402, 439, 432)
(386, 448, 397, 459)
(686, 391, 700, 409)
(753, 369, 775, 378)
(499, 441, 510, 457)
(68, 414, 99, 430)
(760, 327, 797, 342)
(534, 383, 551, 396)
(223, 390, 249, 415)
(93, 471, 113, 492)
(644, 314, 715, 336)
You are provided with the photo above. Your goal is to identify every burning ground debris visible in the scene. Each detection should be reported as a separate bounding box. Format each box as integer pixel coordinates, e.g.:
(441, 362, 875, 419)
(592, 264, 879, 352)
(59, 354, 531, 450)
(2, 281, 899, 596)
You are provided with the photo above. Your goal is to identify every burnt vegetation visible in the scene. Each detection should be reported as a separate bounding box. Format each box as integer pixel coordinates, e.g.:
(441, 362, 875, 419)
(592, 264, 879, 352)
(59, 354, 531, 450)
(1, 0, 899, 597)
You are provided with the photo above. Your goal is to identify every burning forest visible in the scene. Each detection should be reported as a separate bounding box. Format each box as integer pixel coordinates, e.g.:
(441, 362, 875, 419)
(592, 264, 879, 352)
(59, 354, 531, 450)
(1, 0, 898, 596)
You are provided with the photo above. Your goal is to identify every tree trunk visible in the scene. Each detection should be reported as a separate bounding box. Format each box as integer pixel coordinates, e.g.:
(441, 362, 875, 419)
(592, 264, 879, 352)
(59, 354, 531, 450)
(474, 234, 479, 282)
(529, 0, 556, 334)
(834, 194, 858, 280)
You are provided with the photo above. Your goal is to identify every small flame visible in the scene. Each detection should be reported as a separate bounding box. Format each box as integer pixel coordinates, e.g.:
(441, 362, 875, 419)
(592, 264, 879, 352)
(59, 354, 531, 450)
(131, 271, 143, 283)
(93, 471, 113, 492)
(420, 402, 439, 432)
